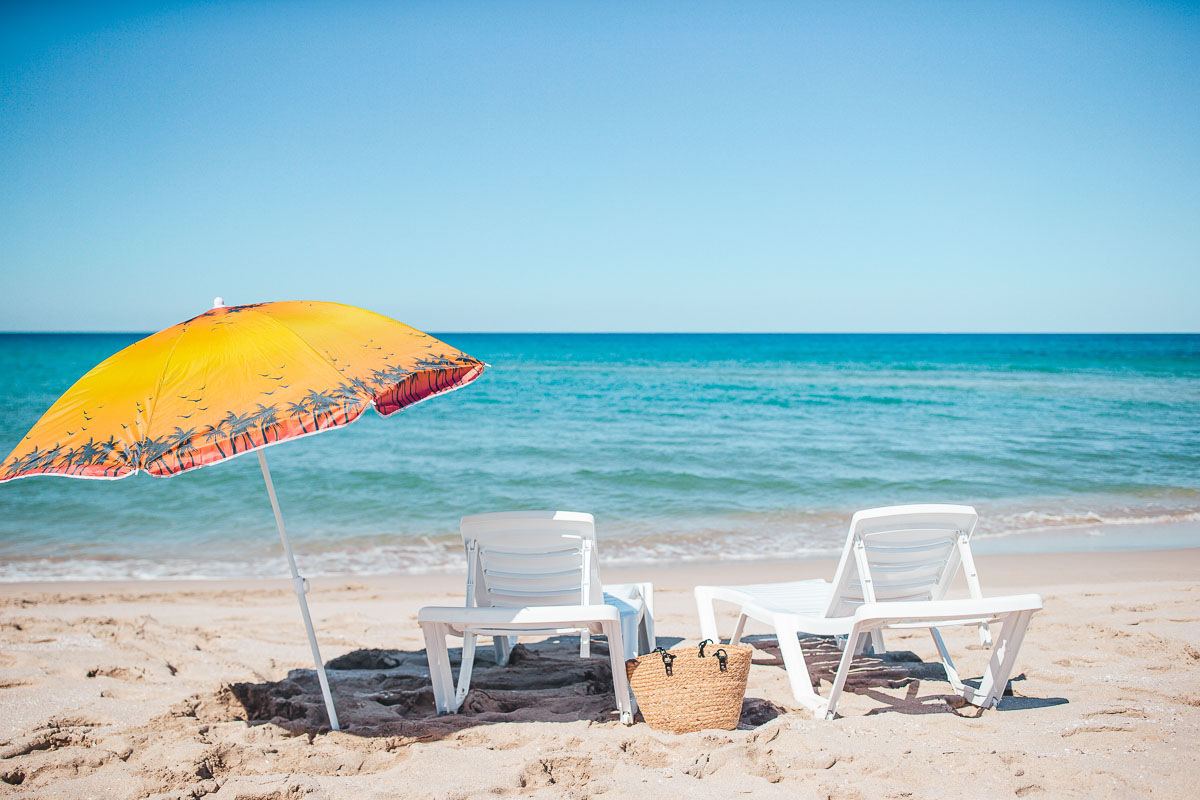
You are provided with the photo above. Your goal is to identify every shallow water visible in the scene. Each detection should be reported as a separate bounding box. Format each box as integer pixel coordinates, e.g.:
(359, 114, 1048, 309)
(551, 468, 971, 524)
(1, 333, 1197, 580)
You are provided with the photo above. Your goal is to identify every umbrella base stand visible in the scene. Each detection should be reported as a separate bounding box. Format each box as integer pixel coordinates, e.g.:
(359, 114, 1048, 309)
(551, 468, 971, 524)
(258, 451, 341, 732)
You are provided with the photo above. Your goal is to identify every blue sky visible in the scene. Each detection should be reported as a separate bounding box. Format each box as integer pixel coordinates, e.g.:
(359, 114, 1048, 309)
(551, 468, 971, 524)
(1, 1, 1197, 332)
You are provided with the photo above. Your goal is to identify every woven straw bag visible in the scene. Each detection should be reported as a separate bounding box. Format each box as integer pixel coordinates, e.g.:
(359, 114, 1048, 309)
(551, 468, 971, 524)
(625, 640, 752, 733)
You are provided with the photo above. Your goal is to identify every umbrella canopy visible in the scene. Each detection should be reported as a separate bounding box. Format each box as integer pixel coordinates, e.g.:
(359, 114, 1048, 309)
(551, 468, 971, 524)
(1, 299, 487, 731)
(1, 300, 484, 482)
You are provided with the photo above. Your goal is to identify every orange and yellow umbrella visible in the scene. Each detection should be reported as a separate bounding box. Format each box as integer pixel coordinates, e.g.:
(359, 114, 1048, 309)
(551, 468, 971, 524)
(0, 299, 486, 731)
(1, 300, 485, 482)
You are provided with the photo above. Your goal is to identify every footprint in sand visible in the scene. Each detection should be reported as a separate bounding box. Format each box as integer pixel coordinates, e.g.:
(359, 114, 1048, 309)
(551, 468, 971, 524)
(85, 665, 147, 680)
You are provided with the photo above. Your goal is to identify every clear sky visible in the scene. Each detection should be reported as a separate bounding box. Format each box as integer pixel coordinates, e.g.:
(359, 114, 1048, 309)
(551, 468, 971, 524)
(1, 1, 1197, 332)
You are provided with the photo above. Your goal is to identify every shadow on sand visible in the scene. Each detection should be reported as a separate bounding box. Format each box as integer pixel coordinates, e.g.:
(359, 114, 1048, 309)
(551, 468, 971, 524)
(208, 634, 1064, 736)
(204, 636, 781, 738)
(740, 634, 1067, 718)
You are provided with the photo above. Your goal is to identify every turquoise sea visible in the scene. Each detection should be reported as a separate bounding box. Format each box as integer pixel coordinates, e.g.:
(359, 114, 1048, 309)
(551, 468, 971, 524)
(1, 333, 1198, 581)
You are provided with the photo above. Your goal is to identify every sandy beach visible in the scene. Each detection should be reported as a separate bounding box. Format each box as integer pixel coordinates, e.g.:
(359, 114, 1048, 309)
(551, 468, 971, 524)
(1, 547, 1197, 799)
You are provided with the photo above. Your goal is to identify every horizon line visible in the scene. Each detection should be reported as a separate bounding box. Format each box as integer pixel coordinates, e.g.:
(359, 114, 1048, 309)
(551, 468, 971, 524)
(1, 330, 1198, 336)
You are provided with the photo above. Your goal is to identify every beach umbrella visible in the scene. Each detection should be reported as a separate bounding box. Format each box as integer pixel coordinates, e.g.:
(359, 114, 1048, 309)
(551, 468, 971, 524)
(0, 299, 486, 730)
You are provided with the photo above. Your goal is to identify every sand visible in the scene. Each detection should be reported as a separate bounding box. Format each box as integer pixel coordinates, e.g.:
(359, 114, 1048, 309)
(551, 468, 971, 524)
(1, 547, 1198, 799)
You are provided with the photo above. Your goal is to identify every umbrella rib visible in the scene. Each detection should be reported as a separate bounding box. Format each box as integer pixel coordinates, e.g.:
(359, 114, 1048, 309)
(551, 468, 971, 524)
(139, 321, 192, 472)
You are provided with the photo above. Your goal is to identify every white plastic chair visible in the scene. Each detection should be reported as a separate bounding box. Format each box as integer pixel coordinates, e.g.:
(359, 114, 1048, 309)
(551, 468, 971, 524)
(418, 510, 655, 725)
(694, 504, 1042, 719)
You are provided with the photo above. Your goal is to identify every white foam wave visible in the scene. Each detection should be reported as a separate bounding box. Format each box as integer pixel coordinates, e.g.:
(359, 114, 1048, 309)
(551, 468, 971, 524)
(2, 504, 1198, 582)
(978, 508, 1200, 538)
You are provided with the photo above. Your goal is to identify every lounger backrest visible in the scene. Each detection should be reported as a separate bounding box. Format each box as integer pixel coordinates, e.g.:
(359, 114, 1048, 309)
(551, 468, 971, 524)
(460, 510, 604, 609)
(823, 504, 980, 618)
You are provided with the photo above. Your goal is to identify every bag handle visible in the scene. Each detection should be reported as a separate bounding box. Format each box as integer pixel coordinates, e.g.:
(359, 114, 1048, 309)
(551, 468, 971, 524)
(716, 649, 729, 672)
(653, 646, 676, 677)
(698, 638, 713, 658)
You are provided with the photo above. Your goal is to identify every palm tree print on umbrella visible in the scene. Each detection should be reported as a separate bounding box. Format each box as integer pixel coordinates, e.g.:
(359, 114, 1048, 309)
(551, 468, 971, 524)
(60, 445, 82, 471)
(306, 390, 347, 430)
(164, 427, 199, 472)
(221, 410, 257, 454)
(285, 400, 312, 433)
(139, 436, 171, 472)
(201, 423, 229, 460)
(251, 404, 282, 444)
(7, 446, 42, 476)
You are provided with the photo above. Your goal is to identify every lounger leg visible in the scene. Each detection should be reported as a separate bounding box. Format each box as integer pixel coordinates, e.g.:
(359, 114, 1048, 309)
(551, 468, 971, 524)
(870, 627, 886, 654)
(454, 632, 477, 711)
(618, 611, 638, 661)
(929, 627, 966, 694)
(773, 620, 826, 714)
(493, 635, 515, 667)
(730, 613, 749, 646)
(824, 623, 861, 720)
(638, 582, 656, 652)
(421, 622, 455, 715)
(602, 619, 634, 725)
(695, 587, 721, 643)
(636, 612, 651, 655)
(976, 610, 1033, 708)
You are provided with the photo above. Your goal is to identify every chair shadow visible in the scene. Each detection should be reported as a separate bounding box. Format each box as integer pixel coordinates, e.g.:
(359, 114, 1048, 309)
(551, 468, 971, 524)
(738, 634, 1067, 717)
(214, 636, 783, 738)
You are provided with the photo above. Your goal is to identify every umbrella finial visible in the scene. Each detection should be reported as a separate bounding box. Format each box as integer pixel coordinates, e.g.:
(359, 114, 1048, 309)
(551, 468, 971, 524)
(213, 297, 226, 309)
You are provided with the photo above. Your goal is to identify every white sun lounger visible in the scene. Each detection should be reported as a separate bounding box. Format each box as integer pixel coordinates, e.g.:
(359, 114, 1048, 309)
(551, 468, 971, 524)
(695, 504, 1042, 719)
(418, 510, 655, 725)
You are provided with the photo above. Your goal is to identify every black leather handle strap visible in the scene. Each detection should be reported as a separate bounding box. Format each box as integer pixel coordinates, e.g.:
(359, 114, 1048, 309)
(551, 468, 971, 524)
(698, 639, 713, 658)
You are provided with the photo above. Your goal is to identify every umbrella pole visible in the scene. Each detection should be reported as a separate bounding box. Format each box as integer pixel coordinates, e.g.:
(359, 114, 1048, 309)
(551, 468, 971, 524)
(257, 450, 341, 731)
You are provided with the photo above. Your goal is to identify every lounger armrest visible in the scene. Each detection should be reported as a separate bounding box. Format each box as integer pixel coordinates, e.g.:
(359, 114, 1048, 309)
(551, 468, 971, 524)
(418, 604, 621, 626)
(852, 594, 1043, 627)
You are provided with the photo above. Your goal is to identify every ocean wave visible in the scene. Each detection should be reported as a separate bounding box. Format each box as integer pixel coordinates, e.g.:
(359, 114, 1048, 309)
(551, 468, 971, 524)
(980, 508, 1200, 537)
(3, 503, 1198, 582)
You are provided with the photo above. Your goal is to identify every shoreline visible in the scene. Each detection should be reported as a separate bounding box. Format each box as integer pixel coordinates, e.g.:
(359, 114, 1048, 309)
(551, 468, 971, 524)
(2, 516, 1197, 585)
(2, 541, 1197, 591)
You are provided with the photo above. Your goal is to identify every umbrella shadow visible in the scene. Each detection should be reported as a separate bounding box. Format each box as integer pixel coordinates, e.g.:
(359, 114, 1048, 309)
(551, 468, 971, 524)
(741, 634, 1067, 717)
(217, 636, 784, 738)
